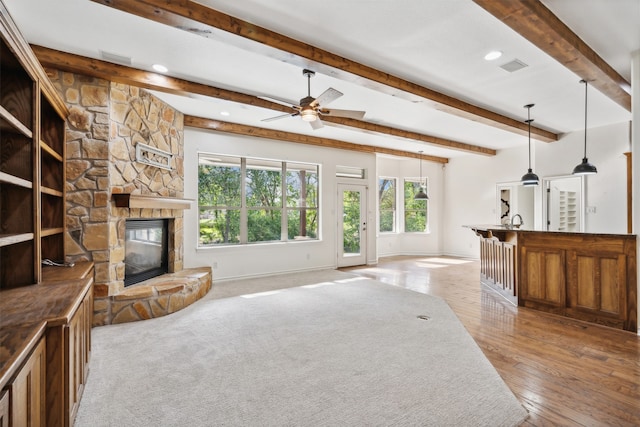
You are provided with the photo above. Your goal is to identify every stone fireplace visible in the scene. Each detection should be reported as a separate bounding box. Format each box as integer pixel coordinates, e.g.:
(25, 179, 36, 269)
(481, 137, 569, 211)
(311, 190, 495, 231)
(47, 70, 211, 326)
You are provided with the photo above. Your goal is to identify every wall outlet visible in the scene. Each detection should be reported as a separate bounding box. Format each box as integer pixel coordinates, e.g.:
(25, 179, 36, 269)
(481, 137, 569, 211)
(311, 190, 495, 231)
(587, 206, 596, 214)
(212, 261, 218, 269)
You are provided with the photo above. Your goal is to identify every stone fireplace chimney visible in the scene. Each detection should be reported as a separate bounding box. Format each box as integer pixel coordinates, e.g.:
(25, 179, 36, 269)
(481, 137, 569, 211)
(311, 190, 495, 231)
(47, 70, 206, 326)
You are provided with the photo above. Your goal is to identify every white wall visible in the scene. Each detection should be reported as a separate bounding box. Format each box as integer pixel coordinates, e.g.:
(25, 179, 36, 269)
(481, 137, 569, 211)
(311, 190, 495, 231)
(442, 145, 531, 258)
(376, 155, 444, 257)
(537, 121, 630, 234)
(183, 128, 378, 281)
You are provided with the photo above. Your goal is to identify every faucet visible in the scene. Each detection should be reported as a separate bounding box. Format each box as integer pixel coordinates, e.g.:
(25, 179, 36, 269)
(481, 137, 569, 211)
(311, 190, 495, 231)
(510, 214, 523, 229)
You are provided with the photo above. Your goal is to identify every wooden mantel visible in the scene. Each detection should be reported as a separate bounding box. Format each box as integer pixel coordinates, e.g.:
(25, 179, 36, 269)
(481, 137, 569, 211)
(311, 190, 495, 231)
(112, 194, 193, 210)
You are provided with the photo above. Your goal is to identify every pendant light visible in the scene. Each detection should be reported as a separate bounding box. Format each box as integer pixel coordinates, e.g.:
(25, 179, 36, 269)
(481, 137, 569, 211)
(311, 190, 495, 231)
(521, 103, 539, 186)
(415, 151, 429, 200)
(572, 79, 597, 175)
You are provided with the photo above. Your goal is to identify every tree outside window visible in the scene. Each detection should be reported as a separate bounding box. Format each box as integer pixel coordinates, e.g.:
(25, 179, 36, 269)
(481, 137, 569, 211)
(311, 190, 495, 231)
(198, 156, 241, 245)
(379, 178, 396, 233)
(198, 154, 319, 246)
(404, 179, 428, 232)
(286, 163, 319, 240)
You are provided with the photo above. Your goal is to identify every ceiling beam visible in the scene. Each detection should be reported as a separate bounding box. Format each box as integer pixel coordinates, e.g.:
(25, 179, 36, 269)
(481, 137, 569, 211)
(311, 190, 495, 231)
(473, 0, 631, 111)
(33, 45, 494, 156)
(89, 0, 558, 143)
(185, 116, 449, 164)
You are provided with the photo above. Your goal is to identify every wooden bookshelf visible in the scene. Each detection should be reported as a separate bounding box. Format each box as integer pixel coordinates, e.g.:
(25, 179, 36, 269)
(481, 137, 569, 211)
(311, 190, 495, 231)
(0, 2, 68, 288)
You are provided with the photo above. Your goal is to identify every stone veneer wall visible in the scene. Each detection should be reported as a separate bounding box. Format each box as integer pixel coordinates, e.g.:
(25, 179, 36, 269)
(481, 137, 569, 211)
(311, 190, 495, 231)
(47, 70, 188, 325)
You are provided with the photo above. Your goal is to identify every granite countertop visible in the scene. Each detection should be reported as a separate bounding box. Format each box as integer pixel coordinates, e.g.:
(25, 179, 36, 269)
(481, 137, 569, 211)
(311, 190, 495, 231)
(0, 268, 93, 389)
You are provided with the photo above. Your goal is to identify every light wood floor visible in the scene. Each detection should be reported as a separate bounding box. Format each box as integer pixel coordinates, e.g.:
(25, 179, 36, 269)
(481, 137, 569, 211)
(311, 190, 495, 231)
(341, 256, 640, 427)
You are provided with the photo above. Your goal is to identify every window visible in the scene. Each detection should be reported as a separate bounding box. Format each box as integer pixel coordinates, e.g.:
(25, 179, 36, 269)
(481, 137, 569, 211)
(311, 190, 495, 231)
(198, 154, 319, 246)
(246, 159, 282, 243)
(404, 179, 428, 232)
(286, 162, 319, 240)
(378, 178, 396, 232)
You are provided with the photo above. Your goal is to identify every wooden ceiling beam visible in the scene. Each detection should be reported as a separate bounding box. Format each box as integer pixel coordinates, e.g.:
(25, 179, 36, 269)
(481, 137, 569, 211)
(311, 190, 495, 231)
(33, 45, 493, 156)
(473, 0, 631, 111)
(89, 0, 558, 143)
(185, 116, 449, 164)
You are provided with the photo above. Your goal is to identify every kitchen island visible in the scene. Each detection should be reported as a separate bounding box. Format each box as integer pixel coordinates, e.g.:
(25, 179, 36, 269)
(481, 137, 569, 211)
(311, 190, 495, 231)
(466, 225, 637, 333)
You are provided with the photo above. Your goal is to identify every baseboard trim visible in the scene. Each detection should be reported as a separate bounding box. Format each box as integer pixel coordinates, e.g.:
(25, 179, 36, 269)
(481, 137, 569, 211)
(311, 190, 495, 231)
(213, 264, 337, 283)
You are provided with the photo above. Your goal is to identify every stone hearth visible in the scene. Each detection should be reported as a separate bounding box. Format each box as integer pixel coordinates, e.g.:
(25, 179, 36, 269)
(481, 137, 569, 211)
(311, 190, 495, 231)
(101, 267, 212, 324)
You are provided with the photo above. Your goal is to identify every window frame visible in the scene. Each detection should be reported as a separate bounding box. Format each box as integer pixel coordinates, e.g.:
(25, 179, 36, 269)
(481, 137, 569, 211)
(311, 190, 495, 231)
(198, 153, 319, 247)
(403, 178, 429, 233)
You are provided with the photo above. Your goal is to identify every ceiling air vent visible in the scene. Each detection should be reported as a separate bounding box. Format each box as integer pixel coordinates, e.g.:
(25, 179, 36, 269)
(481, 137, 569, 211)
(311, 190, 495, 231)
(100, 50, 132, 65)
(499, 59, 528, 73)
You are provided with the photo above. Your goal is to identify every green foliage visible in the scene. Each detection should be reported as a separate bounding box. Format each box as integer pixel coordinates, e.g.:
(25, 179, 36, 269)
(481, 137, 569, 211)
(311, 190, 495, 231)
(199, 158, 319, 245)
(404, 180, 428, 232)
(379, 178, 395, 232)
(342, 190, 361, 253)
(199, 209, 240, 245)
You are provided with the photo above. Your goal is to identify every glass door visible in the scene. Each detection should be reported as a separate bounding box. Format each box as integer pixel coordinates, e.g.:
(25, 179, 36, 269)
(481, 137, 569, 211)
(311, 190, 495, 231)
(337, 184, 367, 267)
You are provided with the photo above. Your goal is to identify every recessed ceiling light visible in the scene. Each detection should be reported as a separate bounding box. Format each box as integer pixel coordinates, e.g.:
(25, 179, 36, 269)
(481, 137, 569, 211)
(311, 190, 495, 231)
(484, 50, 503, 61)
(152, 64, 168, 73)
(220, 111, 230, 116)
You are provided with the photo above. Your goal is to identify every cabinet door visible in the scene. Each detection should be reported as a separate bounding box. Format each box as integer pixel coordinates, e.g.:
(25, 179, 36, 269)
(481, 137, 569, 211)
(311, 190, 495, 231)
(0, 389, 9, 427)
(67, 299, 84, 424)
(10, 338, 46, 427)
(519, 247, 566, 311)
(567, 251, 627, 328)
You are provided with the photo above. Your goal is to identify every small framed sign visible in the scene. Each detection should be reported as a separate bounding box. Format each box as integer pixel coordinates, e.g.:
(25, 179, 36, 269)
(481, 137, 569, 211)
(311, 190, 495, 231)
(135, 142, 173, 170)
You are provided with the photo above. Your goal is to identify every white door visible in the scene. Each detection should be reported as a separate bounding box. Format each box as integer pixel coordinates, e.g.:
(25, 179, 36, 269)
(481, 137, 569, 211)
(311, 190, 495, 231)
(337, 184, 367, 267)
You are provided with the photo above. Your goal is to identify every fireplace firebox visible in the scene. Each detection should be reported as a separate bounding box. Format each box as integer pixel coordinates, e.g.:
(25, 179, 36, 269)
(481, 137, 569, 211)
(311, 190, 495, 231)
(124, 219, 169, 286)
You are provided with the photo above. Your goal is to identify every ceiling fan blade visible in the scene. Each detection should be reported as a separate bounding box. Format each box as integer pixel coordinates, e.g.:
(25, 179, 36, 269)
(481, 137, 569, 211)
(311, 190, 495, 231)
(319, 109, 366, 120)
(262, 113, 296, 122)
(310, 87, 343, 107)
(258, 95, 299, 108)
(309, 118, 324, 130)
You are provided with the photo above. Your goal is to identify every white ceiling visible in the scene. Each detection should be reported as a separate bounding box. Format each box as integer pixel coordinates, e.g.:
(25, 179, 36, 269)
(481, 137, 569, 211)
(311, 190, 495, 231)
(4, 0, 638, 160)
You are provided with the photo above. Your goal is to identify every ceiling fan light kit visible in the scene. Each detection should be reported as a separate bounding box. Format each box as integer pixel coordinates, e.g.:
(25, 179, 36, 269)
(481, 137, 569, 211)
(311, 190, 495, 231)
(262, 68, 365, 129)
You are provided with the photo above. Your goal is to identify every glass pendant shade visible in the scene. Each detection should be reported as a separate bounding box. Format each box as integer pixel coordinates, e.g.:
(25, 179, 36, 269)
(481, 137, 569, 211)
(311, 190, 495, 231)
(415, 187, 429, 199)
(521, 104, 538, 186)
(573, 80, 597, 175)
(415, 151, 429, 200)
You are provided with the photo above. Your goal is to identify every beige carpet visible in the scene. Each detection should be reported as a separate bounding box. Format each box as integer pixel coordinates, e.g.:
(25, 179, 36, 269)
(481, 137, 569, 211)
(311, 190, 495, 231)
(76, 270, 527, 426)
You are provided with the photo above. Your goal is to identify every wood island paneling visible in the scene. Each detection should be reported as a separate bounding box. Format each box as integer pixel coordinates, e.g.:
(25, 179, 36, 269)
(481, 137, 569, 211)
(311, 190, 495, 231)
(517, 231, 637, 332)
(468, 226, 637, 333)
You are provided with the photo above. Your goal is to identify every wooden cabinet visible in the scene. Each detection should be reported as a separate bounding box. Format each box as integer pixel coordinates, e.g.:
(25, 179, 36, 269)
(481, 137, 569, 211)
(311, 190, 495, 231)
(0, 273, 93, 427)
(517, 231, 637, 332)
(45, 283, 93, 427)
(0, 336, 46, 427)
(0, 0, 68, 289)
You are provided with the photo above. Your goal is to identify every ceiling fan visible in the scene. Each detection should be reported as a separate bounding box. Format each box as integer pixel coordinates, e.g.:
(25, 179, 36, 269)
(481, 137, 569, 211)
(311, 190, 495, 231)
(262, 69, 365, 130)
